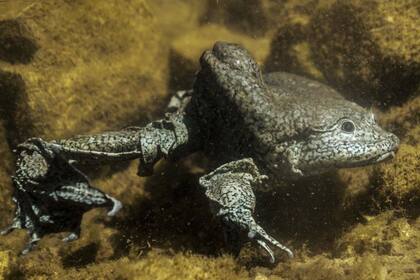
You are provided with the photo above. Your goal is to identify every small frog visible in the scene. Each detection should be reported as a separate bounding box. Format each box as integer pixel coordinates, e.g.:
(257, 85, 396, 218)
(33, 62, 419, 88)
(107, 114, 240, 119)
(2, 42, 399, 262)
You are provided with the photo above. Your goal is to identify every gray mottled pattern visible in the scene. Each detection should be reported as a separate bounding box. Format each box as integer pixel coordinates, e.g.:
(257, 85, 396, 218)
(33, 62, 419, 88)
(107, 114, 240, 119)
(2, 42, 399, 262)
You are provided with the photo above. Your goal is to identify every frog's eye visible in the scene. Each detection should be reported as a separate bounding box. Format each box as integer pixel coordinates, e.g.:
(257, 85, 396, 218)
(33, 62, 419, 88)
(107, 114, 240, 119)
(341, 121, 355, 133)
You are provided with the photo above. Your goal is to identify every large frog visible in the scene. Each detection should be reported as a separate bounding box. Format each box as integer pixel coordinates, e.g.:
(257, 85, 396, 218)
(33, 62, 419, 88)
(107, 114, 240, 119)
(2, 42, 399, 262)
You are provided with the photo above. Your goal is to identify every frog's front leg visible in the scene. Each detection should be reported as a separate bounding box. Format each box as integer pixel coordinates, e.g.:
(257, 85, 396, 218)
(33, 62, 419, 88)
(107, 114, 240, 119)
(199, 158, 293, 263)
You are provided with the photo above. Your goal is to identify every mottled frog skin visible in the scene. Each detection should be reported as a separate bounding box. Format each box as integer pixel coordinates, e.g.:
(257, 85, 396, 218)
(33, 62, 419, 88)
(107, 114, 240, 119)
(2, 42, 399, 262)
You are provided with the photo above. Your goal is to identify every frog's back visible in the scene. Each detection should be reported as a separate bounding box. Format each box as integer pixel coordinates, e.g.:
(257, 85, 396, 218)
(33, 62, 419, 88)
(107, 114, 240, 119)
(258, 72, 368, 140)
(264, 72, 342, 100)
(191, 70, 363, 163)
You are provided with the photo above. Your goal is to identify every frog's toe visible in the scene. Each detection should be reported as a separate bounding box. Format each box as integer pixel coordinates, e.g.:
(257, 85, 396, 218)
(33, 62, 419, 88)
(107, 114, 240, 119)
(248, 224, 294, 260)
(62, 231, 80, 243)
(0, 218, 22, 236)
(256, 239, 276, 263)
(20, 233, 41, 255)
(106, 195, 122, 216)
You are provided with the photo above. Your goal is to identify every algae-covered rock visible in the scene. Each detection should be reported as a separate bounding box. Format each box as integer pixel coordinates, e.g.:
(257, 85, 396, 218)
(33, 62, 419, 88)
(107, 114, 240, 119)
(309, 0, 420, 107)
(256, 212, 420, 280)
(266, 0, 420, 108)
(337, 167, 373, 212)
(374, 143, 420, 210)
(149, 0, 207, 41)
(370, 92, 420, 210)
(122, 251, 249, 280)
(0, 119, 13, 230)
(333, 211, 420, 280)
(0, 0, 168, 144)
(202, 0, 269, 37)
(336, 212, 416, 256)
(37, 251, 248, 280)
(268, 254, 385, 280)
(0, 250, 16, 279)
(379, 94, 420, 139)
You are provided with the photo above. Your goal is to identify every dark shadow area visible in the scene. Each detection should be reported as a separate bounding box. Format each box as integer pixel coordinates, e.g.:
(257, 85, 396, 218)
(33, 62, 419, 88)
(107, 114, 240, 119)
(264, 23, 309, 76)
(367, 171, 420, 219)
(0, 70, 33, 148)
(265, 2, 420, 109)
(168, 49, 197, 92)
(0, 19, 38, 64)
(308, 3, 420, 109)
(61, 242, 99, 268)
(104, 157, 373, 265)
(106, 158, 226, 259)
(200, 0, 268, 37)
(256, 173, 354, 255)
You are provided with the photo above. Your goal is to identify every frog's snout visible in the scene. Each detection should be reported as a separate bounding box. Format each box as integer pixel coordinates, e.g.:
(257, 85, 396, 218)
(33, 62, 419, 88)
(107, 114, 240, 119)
(388, 132, 400, 153)
(377, 132, 399, 163)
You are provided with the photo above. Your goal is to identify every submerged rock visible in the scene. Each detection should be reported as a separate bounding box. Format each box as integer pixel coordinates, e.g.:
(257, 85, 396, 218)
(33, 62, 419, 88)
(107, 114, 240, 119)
(375, 143, 420, 210)
(202, 0, 269, 37)
(0, 250, 16, 279)
(0, 0, 168, 144)
(266, 0, 420, 108)
(0, 120, 13, 230)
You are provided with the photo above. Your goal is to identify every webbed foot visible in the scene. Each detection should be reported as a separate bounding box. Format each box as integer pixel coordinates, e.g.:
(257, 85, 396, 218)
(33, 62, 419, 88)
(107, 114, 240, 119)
(106, 195, 122, 216)
(200, 158, 293, 263)
(62, 231, 80, 243)
(20, 233, 41, 255)
(2, 138, 121, 254)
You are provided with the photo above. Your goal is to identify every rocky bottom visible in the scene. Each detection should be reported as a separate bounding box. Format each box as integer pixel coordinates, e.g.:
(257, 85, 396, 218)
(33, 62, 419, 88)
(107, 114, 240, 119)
(0, 149, 418, 279)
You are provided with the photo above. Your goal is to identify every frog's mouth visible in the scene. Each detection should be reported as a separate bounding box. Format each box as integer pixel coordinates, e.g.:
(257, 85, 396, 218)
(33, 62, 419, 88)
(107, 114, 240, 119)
(326, 146, 397, 171)
(340, 150, 396, 169)
(374, 151, 396, 163)
(342, 132, 399, 168)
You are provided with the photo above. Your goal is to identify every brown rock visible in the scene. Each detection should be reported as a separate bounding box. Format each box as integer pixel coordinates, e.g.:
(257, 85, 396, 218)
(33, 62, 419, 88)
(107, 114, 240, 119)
(0, 250, 16, 279)
(334, 211, 420, 280)
(374, 143, 420, 210)
(372, 90, 420, 210)
(202, 0, 269, 37)
(0, 19, 38, 64)
(266, 0, 420, 108)
(0, 119, 13, 230)
(378, 94, 420, 140)
(149, 0, 207, 41)
(0, 0, 168, 143)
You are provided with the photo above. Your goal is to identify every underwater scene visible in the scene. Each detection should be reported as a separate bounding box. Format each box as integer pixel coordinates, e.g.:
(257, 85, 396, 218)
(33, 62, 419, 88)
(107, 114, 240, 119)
(0, 0, 419, 279)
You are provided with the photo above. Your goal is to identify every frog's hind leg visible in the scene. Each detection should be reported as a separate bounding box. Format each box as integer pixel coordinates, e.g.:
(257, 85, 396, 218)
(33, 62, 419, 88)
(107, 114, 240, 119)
(1, 140, 121, 254)
(199, 158, 293, 263)
(3, 111, 200, 254)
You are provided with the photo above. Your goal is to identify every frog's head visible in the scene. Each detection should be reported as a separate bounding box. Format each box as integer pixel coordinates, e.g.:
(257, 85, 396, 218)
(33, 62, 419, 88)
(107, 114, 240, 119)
(291, 102, 399, 175)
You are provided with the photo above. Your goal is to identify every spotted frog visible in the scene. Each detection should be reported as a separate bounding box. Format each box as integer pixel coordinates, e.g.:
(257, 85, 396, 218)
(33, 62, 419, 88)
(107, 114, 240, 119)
(2, 42, 399, 262)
